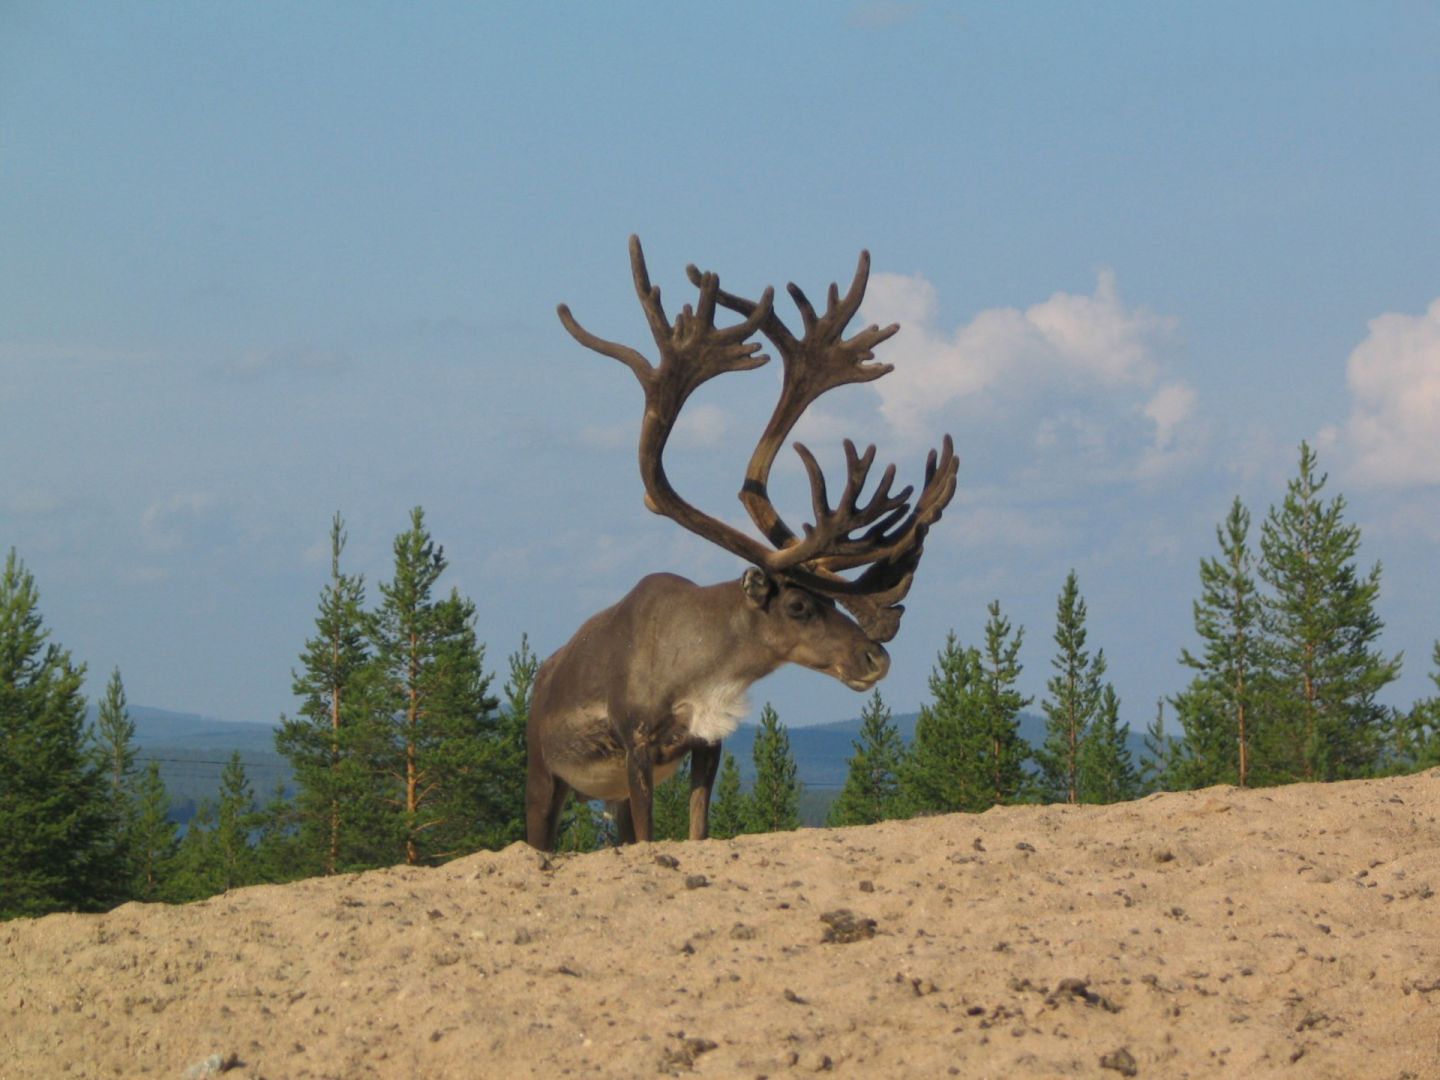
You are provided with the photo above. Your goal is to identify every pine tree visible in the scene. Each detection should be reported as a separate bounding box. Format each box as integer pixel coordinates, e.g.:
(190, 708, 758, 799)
(1398, 641, 1440, 771)
(491, 634, 539, 847)
(975, 602, 1033, 806)
(129, 761, 179, 901)
(94, 668, 137, 813)
(1035, 571, 1105, 804)
(253, 780, 305, 884)
(371, 508, 501, 864)
(829, 690, 903, 826)
(1258, 443, 1401, 782)
(897, 632, 986, 815)
(1171, 497, 1263, 787)
(746, 704, 800, 833)
(92, 667, 139, 882)
(0, 549, 122, 917)
(167, 800, 220, 902)
(709, 751, 747, 839)
(1141, 698, 1179, 793)
(1078, 684, 1141, 803)
(214, 752, 257, 892)
(275, 513, 386, 875)
(555, 796, 608, 852)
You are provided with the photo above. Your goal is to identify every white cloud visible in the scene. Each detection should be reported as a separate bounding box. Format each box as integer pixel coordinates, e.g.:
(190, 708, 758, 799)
(1323, 297, 1440, 488)
(859, 269, 1191, 483)
(862, 269, 1179, 435)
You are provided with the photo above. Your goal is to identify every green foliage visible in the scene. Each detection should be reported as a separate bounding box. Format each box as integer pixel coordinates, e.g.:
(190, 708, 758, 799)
(92, 668, 140, 881)
(1078, 684, 1141, 804)
(370, 507, 502, 864)
(491, 634, 539, 847)
(275, 513, 388, 876)
(898, 635, 985, 815)
(129, 761, 179, 901)
(555, 795, 609, 852)
(1395, 641, 1440, 771)
(0, 550, 123, 918)
(1170, 497, 1263, 788)
(975, 601, 1033, 806)
(1141, 698, 1179, 794)
(709, 751, 747, 839)
(1257, 443, 1401, 782)
(746, 704, 800, 833)
(1034, 571, 1106, 805)
(829, 690, 904, 826)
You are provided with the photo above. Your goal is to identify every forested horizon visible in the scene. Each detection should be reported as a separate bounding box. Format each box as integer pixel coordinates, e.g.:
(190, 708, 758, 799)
(5, 441, 1438, 919)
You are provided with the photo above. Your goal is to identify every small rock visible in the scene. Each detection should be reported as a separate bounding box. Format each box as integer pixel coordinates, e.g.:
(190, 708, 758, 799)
(1100, 1047, 1138, 1076)
(858, 879, 875, 893)
(730, 923, 757, 941)
(684, 874, 710, 890)
(1015, 841, 1036, 853)
(654, 853, 680, 870)
(783, 988, 808, 1004)
(820, 909, 877, 944)
(1152, 849, 1176, 864)
(182, 1053, 240, 1078)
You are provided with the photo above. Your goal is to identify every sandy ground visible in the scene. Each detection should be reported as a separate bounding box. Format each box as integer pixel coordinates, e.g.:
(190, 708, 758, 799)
(3, 771, 1439, 1080)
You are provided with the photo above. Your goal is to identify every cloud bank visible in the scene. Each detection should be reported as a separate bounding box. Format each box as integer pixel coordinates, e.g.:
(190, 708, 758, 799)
(859, 270, 1195, 478)
(1322, 297, 1440, 488)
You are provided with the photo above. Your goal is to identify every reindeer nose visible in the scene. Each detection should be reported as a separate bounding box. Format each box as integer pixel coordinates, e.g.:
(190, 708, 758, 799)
(863, 645, 890, 680)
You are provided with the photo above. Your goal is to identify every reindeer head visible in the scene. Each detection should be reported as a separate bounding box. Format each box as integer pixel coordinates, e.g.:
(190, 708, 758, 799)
(557, 236, 958, 654)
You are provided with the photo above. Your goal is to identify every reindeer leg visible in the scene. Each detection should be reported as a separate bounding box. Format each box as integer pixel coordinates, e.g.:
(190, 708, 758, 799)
(688, 742, 722, 840)
(624, 740, 656, 843)
(526, 751, 569, 852)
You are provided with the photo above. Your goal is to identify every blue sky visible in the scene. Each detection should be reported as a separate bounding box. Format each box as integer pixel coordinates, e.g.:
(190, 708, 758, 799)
(3, 3, 1438, 734)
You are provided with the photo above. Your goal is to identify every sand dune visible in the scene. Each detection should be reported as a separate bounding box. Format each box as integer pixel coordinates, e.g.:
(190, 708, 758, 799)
(4, 771, 1438, 1078)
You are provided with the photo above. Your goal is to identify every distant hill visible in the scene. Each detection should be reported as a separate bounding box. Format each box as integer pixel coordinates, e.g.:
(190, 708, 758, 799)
(90, 705, 290, 824)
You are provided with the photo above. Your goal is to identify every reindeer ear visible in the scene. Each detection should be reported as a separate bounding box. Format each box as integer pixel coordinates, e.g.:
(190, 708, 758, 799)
(741, 567, 776, 609)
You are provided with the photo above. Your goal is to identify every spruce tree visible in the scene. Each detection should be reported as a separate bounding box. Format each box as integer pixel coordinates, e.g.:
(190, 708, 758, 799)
(371, 508, 501, 864)
(829, 690, 903, 826)
(1035, 571, 1105, 804)
(897, 632, 986, 815)
(1141, 698, 1179, 793)
(253, 780, 305, 884)
(976, 602, 1032, 806)
(92, 667, 139, 882)
(1078, 684, 1141, 803)
(746, 704, 800, 833)
(1258, 443, 1401, 781)
(276, 513, 386, 875)
(130, 761, 178, 901)
(1398, 641, 1440, 771)
(492, 634, 539, 846)
(214, 752, 257, 892)
(555, 796, 607, 852)
(0, 550, 121, 917)
(709, 751, 747, 839)
(1171, 497, 1263, 787)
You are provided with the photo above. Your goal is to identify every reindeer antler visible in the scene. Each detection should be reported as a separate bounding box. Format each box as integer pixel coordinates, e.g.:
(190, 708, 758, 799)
(558, 235, 958, 642)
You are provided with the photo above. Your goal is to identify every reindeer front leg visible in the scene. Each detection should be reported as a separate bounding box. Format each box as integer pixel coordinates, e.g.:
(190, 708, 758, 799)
(688, 742, 722, 840)
(624, 738, 656, 843)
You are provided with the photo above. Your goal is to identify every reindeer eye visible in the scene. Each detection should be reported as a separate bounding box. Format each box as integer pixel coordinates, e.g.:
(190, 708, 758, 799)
(785, 597, 812, 620)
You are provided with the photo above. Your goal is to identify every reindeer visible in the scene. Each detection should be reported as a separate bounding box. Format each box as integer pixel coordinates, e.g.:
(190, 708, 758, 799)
(525, 236, 957, 850)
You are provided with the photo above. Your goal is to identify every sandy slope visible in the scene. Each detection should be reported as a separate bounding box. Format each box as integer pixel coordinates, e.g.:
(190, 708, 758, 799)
(4, 772, 1438, 1079)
